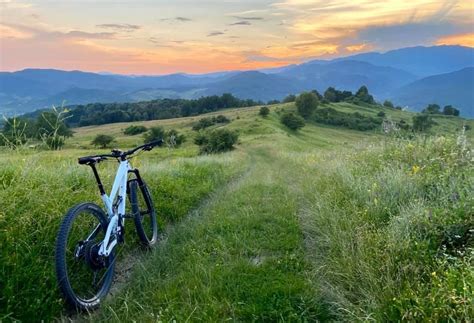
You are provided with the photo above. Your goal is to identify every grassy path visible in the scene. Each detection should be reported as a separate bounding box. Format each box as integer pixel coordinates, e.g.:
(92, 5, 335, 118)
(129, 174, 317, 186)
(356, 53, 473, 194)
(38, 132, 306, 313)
(92, 137, 333, 321)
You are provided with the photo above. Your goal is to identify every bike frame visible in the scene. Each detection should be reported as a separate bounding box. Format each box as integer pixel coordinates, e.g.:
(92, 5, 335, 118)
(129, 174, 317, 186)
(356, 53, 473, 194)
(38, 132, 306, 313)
(89, 159, 132, 257)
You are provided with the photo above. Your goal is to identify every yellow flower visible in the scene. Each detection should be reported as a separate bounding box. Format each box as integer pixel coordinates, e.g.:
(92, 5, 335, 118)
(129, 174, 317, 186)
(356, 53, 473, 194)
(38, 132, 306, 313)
(412, 165, 421, 174)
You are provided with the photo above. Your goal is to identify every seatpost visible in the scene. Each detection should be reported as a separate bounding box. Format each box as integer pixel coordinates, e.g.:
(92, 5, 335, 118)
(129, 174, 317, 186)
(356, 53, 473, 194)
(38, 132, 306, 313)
(89, 164, 106, 195)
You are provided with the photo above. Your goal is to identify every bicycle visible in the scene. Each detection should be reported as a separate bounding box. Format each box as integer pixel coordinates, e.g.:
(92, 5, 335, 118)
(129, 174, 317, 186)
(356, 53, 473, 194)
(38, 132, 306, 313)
(55, 139, 163, 310)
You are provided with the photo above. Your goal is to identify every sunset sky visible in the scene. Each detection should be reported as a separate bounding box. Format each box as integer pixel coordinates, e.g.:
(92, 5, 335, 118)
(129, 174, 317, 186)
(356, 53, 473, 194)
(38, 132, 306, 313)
(1, 0, 473, 74)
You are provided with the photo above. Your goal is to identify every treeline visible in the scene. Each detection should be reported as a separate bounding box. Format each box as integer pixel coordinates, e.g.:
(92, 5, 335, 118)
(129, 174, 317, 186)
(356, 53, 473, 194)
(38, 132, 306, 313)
(281, 85, 377, 106)
(58, 93, 261, 127)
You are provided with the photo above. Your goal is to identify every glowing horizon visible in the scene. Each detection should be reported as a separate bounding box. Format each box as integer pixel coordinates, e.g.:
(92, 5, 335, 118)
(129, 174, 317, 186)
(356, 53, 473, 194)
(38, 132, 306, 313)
(1, 0, 473, 75)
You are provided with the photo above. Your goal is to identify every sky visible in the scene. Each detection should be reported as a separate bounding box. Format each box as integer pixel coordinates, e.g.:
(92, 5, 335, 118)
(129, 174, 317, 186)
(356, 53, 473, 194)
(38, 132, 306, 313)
(1, 0, 473, 74)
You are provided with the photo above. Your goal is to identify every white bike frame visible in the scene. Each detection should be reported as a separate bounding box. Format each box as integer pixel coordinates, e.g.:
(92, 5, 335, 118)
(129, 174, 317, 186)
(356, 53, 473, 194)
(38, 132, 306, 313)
(98, 159, 131, 257)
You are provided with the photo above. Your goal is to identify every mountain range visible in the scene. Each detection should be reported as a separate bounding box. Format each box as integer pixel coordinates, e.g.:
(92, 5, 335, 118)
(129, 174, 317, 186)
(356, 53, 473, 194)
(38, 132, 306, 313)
(1, 45, 473, 117)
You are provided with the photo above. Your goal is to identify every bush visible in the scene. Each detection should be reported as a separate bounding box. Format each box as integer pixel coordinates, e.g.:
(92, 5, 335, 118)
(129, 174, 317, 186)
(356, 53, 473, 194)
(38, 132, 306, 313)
(192, 115, 230, 131)
(296, 92, 319, 118)
(377, 111, 386, 117)
(259, 106, 270, 117)
(195, 129, 239, 154)
(383, 100, 394, 109)
(422, 104, 441, 114)
(144, 126, 165, 143)
(91, 134, 115, 148)
(165, 129, 186, 147)
(280, 112, 305, 131)
(313, 108, 382, 131)
(413, 114, 436, 132)
(124, 125, 148, 135)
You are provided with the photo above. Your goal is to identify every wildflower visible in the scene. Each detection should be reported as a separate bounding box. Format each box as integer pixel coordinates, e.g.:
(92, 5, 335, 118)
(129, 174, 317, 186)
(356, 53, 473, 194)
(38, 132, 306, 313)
(412, 165, 420, 174)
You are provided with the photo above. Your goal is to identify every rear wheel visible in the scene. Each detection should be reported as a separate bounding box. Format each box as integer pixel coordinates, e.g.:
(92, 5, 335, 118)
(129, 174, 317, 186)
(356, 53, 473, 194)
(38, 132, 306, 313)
(129, 179, 158, 246)
(55, 203, 115, 310)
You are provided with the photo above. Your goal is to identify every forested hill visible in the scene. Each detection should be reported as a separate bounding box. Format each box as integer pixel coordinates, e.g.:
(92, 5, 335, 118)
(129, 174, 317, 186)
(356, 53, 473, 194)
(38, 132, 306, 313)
(23, 94, 261, 127)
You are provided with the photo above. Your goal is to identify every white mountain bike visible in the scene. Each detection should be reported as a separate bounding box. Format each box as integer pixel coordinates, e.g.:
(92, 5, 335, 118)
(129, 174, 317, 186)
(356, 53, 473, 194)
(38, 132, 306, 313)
(55, 139, 163, 310)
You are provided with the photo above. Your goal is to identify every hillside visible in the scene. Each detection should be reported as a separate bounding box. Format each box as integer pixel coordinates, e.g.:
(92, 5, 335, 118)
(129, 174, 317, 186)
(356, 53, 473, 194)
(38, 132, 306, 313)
(393, 67, 474, 117)
(1, 101, 473, 321)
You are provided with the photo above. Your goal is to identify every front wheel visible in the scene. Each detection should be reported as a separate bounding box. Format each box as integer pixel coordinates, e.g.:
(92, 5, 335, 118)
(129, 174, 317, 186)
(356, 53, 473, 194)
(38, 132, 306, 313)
(129, 179, 158, 246)
(55, 203, 115, 310)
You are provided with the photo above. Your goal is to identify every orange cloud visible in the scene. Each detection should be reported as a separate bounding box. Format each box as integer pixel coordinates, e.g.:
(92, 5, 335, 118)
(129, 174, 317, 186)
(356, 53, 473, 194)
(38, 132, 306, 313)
(436, 33, 474, 47)
(346, 43, 369, 52)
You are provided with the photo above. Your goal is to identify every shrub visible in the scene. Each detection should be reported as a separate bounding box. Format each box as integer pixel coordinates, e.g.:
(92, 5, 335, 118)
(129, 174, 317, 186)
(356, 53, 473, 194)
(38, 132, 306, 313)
(192, 115, 230, 131)
(280, 112, 305, 131)
(259, 106, 270, 117)
(383, 100, 394, 109)
(165, 129, 186, 147)
(296, 92, 319, 118)
(195, 129, 239, 153)
(124, 125, 148, 135)
(144, 126, 165, 143)
(313, 107, 382, 131)
(377, 111, 386, 117)
(422, 104, 441, 114)
(91, 134, 115, 148)
(413, 114, 436, 132)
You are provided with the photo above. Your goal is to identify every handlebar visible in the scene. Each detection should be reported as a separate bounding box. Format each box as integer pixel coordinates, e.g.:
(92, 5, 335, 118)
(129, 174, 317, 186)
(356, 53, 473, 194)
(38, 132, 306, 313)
(78, 139, 164, 165)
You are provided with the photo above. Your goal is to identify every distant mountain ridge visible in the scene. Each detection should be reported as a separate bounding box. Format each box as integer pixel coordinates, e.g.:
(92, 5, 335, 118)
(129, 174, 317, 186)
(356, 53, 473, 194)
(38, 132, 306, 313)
(1, 45, 473, 117)
(392, 67, 474, 117)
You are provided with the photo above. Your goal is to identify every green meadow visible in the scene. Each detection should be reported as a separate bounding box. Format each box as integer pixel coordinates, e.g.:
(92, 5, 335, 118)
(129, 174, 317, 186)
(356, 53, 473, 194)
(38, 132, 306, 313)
(1, 102, 472, 321)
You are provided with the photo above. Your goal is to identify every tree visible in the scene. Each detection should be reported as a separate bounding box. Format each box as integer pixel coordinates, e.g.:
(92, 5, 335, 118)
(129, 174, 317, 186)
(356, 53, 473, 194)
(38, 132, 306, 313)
(267, 99, 280, 105)
(311, 89, 323, 100)
(422, 104, 441, 114)
(91, 134, 115, 148)
(413, 114, 436, 132)
(324, 87, 337, 102)
(296, 92, 319, 118)
(383, 100, 394, 109)
(283, 94, 296, 103)
(280, 112, 305, 131)
(143, 126, 165, 143)
(443, 105, 460, 116)
(355, 86, 375, 104)
(259, 106, 270, 117)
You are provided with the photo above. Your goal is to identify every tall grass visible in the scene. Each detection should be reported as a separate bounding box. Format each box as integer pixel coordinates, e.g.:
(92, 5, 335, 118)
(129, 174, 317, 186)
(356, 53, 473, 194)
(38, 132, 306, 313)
(0, 149, 243, 321)
(300, 133, 473, 321)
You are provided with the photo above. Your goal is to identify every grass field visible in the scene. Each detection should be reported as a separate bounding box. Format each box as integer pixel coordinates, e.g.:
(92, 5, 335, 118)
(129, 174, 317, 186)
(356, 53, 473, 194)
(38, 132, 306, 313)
(1, 102, 472, 321)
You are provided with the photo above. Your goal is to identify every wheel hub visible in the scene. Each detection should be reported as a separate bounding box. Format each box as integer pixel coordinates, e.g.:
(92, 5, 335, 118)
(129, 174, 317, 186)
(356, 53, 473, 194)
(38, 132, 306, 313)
(84, 241, 107, 270)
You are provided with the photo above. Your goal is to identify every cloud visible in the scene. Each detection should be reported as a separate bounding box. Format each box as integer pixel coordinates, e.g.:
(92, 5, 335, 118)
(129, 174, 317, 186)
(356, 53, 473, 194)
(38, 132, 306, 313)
(207, 31, 225, 37)
(175, 16, 192, 22)
(160, 16, 192, 23)
(96, 23, 141, 32)
(232, 16, 264, 21)
(436, 32, 474, 47)
(356, 21, 467, 49)
(230, 21, 251, 26)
